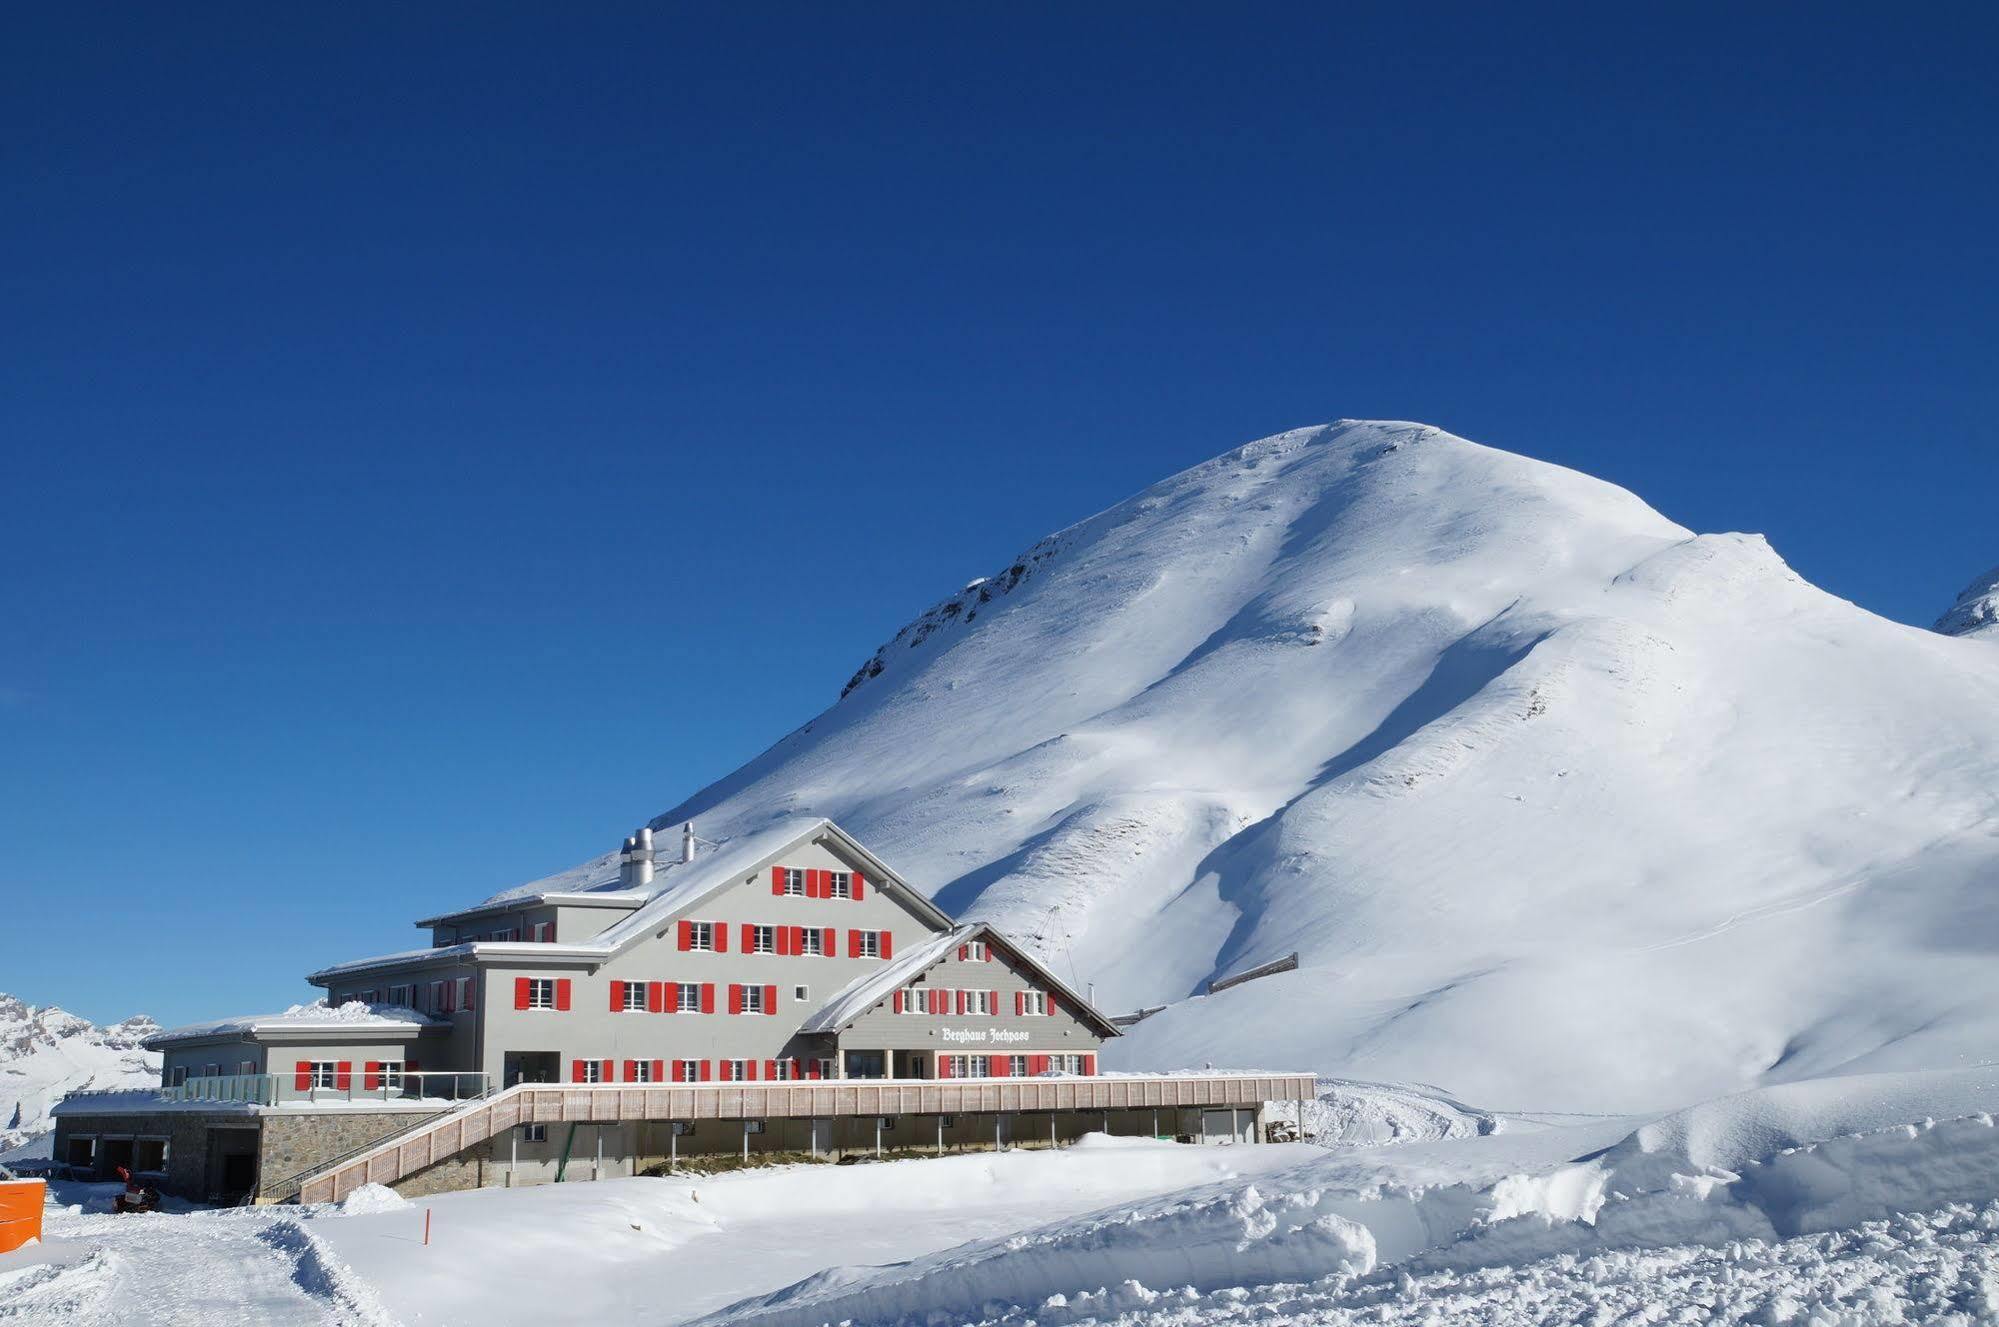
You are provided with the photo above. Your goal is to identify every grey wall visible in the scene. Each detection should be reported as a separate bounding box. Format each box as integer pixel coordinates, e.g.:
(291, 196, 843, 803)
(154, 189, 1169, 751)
(839, 938, 1102, 1069)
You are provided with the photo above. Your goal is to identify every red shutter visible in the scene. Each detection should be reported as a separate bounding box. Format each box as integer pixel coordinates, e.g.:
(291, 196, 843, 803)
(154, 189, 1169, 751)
(610, 980, 625, 1012)
(893, 990, 904, 1013)
(407, 1057, 419, 1073)
(746, 1058, 760, 1081)
(938, 1055, 953, 1079)
(714, 923, 729, 953)
(652, 1058, 664, 1083)
(989, 1055, 1008, 1078)
(792, 925, 806, 956)
(775, 926, 791, 957)
(1082, 1055, 1097, 1076)
(363, 1061, 382, 1090)
(463, 980, 475, 1011)
(601, 1059, 613, 1083)
(671, 1060, 685, 1082)
(848, 929, 861, 959)
(701, 983, 715, 1014)
(514, 977, 531, 1010)
(955, 990, 966, 1015)
(700, 1060, 712, 1082)
(1015, 991, 1025, 1016)
(763, 983, 778, 1015)
(555, 979, 572, 1011)
(880, 931, 893, 961)
(1031, 1054, 1049, 1076)
(771, 866, 786, 896)
(648, 981, 665, 1013)
(813, 869, 829, 899)
(1047, 993, 1059, 1018)
(678, 920, 692, 951)
(852, 871, 866, 901)
(728, 984, 742, 1015)
(820, 926, 834, 955)
(294, 1061, 312, 1091)
(737, 923, 749, 953)
(624, 1059, 638, 1082)
(766, 1059, 779, 1081)
(332, 1061, 351, 1089)
(958, 944, 969, 961)
(572, 1059, 586, 1082)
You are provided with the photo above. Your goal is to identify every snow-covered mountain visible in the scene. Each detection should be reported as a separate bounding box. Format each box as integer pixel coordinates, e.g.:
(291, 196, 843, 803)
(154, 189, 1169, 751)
(0, 994, 160, 1157)
(525, 421, 1999, 1115)
(1938, 566, 1999, 640)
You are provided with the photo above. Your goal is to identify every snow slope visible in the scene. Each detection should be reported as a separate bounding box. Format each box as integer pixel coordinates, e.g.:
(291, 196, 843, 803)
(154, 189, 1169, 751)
(513, 420, 1999, 1114)
(0, 995, 159, 1158)
(1938, 565, 1999, 640)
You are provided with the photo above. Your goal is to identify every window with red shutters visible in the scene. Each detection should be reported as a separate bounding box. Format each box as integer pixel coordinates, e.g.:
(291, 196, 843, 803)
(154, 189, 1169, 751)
(515, 977, 531, 1010)
(763, 983, 778, 1015)
(294, 1061, 312, 1092)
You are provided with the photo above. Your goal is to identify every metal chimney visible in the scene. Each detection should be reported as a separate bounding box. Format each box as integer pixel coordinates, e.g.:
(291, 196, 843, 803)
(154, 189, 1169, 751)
(620, 827, 656, 889)
(681, 822, 696, 865)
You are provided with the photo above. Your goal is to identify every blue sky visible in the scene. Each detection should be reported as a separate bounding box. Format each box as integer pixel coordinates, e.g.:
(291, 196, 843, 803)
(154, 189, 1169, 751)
(3, 5, 1994, 1027)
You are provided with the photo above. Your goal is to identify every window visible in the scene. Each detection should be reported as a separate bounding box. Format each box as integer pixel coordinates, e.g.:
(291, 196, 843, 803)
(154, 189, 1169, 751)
(772, 1060, 796, 1081)
(854, 930, 882, 959)
(687, 921, 716, 952)
(389, 984, 414, 1007)
(526, 978, 557, 1010)
(782, 867, 805, 896)
(169, 1066, 189, 1086)
(629, 1060, 655, 1083)
(578, 1060, 606, 1084)
(674, 1060, 704, 1083)
(491, 927, 518, 942)
(902, 987, 926, 1016)
(1020, 990, 1048, 1017)
(519, 1124, 547, 1143)
(309, 1062, 340, 1089)
(454, 976, 474, 1010)
(238, 1061, 256, 1076)
(963, 1056, 990, 1079)
(750, 925, 775, 955)
(794, 985, 809, 1002)
(202, 1063, 221, 1078)
(829, 871, 853, 899)
(965, 941, 988, 962)
(817, 1058, 835, 1081)
(1010, 1055, 1029, 1077)
(720, 1059, 748, 1082)
(740, 984, 767, 1014)
(675, 982, 702, 1013)
(430, 980, 447, 1012)
(963, 989, 994, 1016)
(1050, 1054, 1083, 1075)
(798, 929, 824, 957)
(622, 982, 648, 1012)
(530, 921, 554, 943)
(380, 1062, 406, 1089)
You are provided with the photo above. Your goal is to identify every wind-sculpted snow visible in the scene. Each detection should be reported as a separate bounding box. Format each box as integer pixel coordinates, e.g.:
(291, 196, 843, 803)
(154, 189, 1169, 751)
(500, 419, 1999, 1113)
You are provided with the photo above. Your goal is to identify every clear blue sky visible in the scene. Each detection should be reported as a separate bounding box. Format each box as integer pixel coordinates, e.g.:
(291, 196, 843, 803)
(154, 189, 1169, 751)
(4, 5, 1993, 1027)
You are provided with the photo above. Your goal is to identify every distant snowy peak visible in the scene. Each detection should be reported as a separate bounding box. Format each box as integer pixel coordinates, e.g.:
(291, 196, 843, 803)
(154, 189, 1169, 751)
(1936, 566, 1999, 640)
(0, 993, 160, 1157)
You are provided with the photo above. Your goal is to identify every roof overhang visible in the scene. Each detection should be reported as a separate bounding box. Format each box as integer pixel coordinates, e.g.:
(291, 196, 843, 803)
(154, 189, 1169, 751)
(412, 892, 647, 929)
(306, 942, 607, 985)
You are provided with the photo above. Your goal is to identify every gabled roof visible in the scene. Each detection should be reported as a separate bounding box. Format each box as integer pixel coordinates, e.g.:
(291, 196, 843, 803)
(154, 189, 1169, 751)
(798, 921, 1124, 1038)
(309, 818, 955, 983)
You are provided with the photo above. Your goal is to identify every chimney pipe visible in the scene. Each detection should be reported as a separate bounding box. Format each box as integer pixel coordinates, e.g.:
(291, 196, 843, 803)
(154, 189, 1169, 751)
(620, 827, 656, 889)
(681, 822, 696, 865)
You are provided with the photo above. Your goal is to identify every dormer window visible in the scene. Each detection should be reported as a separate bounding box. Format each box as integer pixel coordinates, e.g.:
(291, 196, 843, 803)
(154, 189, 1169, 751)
(965, 941, 988, 962)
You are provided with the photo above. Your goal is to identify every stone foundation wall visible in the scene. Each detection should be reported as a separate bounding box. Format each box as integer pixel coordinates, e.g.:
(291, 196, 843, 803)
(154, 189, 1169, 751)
(259, 1109, 447, 1201)
(52, 1110, 255, 1200)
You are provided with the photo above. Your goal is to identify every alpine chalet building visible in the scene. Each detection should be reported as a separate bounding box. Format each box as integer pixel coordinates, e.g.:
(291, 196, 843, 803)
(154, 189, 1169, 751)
(53, 818, 1311, 1203)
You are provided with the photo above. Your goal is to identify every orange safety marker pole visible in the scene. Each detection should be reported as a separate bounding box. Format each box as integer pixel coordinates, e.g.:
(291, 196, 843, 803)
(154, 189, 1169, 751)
(423, 1207, 431, 1246)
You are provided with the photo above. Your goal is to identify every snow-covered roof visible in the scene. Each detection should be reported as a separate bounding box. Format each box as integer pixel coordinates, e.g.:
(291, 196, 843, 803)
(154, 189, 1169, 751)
(413, 891, 650, 928)
(319, 819, 955, 985)
(799, 922, 1123, 1037)
(145, 1001, 445, 1048)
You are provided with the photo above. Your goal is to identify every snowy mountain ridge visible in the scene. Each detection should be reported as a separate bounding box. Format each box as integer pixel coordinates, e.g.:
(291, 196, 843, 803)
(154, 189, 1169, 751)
(1937, 565, 1999, 640)
(0, 993, 161, 1157)
(525, 419, 1999, 1115)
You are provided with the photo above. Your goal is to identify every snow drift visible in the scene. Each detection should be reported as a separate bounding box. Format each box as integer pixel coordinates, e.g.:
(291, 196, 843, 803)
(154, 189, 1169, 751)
(506, 420, 1999, 1114)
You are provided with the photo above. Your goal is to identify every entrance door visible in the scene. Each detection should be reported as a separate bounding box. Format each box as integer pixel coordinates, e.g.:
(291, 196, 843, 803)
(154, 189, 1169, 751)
(505, 1052, 560, 1086)
(1201, 1109, 1245, 1144)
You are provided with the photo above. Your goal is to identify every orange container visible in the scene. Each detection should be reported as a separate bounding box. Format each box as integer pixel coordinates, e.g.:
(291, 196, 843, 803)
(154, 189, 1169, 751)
(0, 1179, 46, 1253)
